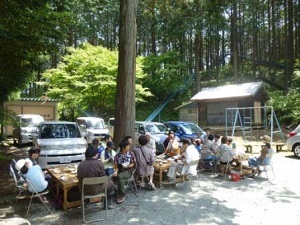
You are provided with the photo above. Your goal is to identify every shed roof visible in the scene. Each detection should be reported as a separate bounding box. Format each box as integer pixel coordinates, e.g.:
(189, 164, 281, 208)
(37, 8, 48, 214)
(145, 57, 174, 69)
(191, 81, 263, 101)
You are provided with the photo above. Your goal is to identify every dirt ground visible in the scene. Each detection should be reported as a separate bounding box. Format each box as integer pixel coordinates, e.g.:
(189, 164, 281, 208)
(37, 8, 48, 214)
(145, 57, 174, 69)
(1, 128, 298, 225)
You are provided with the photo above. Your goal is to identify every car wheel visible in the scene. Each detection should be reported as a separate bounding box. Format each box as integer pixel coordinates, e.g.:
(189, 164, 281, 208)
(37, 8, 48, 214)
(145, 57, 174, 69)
(292, 144, 300, 158)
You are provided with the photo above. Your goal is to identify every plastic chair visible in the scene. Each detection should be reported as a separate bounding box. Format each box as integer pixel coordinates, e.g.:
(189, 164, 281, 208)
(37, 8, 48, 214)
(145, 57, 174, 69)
(181, 160, 201, 193)
(259, 159, 275, 180)
(81, 176, 108, 223)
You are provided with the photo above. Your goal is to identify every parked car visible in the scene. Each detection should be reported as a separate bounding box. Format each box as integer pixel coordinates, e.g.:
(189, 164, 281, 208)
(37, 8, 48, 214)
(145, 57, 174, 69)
(135, 121, 167, 143)
(76, 117, 109, 144)
(34, 121, 87, 168)
(163, 121, 205, 141)
(286, 124, 300, 158)
(12, 114, 44, 145)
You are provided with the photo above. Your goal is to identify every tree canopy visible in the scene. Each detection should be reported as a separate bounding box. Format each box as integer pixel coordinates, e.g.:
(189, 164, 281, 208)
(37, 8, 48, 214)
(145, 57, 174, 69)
(39, 43, 152, 120)
(1, 0, 300, 125)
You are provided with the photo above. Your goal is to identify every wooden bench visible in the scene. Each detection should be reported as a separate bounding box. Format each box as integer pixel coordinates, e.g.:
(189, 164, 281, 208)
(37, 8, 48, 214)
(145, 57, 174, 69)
(244, 145, 253, 153)
(275, 143, 285, 152)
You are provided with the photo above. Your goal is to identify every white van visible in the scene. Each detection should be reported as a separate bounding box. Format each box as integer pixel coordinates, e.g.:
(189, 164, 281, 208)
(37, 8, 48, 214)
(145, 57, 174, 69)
(76, 117, 109, 144)
(12, 114, 44, 145)
(34, 121, 87, 168)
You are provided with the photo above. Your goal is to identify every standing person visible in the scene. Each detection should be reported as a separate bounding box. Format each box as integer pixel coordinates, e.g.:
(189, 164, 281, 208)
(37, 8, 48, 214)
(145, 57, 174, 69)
(133, 135, 156, 190)
(166, 138, 199, 183)
(100, 141, 116, 176)
(145, 132, 156, 156)
(216, 136, 235, 177)
(15, 158, 49, 202)
(77, 146, 115, 209)
(114, 139, 136, 204)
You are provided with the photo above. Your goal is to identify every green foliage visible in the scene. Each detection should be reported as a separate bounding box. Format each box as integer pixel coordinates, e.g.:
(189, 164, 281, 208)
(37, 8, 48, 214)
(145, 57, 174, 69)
(39, 43, 152, 120)
(0, 0, 73, 104)
(268, 68, 300, 124)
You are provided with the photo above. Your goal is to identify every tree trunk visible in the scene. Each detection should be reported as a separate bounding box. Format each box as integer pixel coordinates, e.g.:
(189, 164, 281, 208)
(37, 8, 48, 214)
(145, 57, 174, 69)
(231, 2, 238, 82)
(114, 0, 138, 146)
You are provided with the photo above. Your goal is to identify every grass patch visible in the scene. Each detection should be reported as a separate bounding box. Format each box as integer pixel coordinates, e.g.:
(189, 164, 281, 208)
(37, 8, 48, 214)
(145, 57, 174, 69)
(0, 153, 10, 161)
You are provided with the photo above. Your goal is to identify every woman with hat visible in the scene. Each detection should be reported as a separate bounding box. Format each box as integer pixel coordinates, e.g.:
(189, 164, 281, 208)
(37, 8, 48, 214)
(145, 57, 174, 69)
(248, 135, 274, 177)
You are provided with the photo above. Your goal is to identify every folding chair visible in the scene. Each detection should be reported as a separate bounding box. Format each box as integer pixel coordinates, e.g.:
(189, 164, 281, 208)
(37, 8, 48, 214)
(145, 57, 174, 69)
(124, 174, 139, 197)
(20, 176, 51, 217)
(82, 176, 108, 223)
(9, 162, 27, 201)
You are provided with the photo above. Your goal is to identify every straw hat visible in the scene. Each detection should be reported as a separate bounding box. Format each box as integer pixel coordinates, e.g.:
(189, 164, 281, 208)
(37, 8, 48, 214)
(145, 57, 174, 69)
(261, 135, 271, 143)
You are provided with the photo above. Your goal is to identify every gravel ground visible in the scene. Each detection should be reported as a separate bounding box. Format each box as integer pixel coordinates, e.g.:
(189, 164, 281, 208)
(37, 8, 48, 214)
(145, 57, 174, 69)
(1, 140, 300, 225)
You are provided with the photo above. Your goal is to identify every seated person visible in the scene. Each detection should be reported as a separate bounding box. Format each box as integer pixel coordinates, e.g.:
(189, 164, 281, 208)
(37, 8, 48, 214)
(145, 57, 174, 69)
(15, 158, 49, 202)
(133, 135, 156, 190)
(92, 138, 104, 159)
(201, 134, 218, 160)
(216, 136, 235, 177)
(100, 141, 116, 176)
(102, 134, 113, 149)
(77, 146, 115, 209)
(166, 138, 199, 183)
(114, 139, 136, 204)
(163, 132, 180, 157)
(200, 134, 218, 170)
(145, 132, 156, 156)
(28, 147, 51, 182)
(248, 138, 274, 177)
(194, 139, 202, 154)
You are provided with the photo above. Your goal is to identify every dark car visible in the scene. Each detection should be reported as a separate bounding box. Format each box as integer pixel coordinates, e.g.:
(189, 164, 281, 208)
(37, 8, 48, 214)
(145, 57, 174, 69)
(163, 121, 205, 141)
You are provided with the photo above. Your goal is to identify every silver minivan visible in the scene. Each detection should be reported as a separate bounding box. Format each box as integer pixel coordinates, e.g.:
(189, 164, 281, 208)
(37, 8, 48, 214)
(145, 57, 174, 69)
(76, 117, 109, 144)
(12, 114, 44, 145)
(34, 121, 87, 168)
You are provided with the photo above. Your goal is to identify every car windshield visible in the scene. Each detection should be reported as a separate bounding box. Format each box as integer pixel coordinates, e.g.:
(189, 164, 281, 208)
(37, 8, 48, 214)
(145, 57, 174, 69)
(155, 124, 167, 133)
(180, 123, 203, 135)
(144, 124, 162, 134)
(40, 124, 81, 138)
(21, 117, 44, 127)
(85, 119, 105, 129)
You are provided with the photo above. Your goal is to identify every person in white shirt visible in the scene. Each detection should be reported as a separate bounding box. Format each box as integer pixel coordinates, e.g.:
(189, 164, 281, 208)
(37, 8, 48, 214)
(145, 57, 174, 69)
(166, 139, 199, 183)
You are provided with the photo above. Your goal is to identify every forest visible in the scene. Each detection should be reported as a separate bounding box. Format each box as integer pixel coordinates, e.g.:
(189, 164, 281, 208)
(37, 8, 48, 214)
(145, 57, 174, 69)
(0, 0, 299, 126)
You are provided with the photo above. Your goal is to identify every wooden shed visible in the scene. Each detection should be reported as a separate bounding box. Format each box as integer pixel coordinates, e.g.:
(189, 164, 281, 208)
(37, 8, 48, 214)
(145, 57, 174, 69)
(190, 81, 267, 126)
(3, 97, 59, 136)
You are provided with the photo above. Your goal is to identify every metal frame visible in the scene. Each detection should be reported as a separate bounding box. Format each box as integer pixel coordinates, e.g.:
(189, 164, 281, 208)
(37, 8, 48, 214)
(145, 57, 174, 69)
(225, 106, 285, 143)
